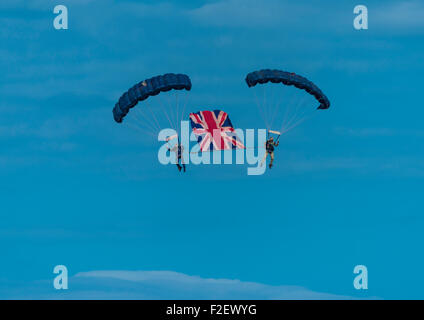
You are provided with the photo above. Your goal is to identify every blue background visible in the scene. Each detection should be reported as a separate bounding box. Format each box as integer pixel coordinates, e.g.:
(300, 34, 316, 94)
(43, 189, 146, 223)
(0, 0, 423, 299)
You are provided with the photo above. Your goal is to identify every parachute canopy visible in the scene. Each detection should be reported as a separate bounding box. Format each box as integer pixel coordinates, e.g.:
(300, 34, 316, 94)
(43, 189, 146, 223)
(245, 69, 330, 110)
(113, 73, 192, 123)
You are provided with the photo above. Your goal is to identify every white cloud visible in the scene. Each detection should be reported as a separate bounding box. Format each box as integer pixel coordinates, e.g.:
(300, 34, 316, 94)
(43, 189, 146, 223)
(69, 270, 354, 299)
(0, 269, 367, 299)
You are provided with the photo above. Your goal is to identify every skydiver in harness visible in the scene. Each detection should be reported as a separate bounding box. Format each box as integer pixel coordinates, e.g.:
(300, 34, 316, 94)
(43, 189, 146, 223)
(261, 132, 280, 169)
(168, 142, 186, 172)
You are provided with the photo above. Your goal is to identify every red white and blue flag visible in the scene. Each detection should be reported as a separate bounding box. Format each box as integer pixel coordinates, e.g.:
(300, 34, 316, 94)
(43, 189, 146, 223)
(189, 110, 245, 151)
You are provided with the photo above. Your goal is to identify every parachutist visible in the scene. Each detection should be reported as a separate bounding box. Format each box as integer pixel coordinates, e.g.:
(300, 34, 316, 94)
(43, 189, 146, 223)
(261, 136, 279, 169)
(168, 143, 186, 173)
(245, 69, 330, 171)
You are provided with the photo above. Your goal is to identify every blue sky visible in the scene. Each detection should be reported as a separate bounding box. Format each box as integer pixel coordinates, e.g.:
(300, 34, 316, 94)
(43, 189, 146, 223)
(0, 0, 423, 299)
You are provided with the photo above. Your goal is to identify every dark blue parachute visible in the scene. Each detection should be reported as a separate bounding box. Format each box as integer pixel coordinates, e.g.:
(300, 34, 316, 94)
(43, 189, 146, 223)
(113, 73, 192, 123)
(245, 69, 330, 109)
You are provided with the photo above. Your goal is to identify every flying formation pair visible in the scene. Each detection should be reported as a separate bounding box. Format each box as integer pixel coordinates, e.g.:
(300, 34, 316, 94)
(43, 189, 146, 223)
(112, 70, 331, 172)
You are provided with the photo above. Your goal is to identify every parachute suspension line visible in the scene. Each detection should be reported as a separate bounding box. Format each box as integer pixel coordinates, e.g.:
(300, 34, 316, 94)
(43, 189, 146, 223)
(269, 85, 280, 128)
(145, 103, 162, 132)
(172, 93, 179, 129)
(268, 85, 284, 131)
(180, 92, 189, 130)
(178, 92, 190, 140)
(280, 86, 299, 131)
(287, 97, 312, 131)
(253, 87, 270, 131)
(157, 94, 177, 131)
(280, 93, 308, 133)
(126, 121, 157, 139)
(164, 94, 173, 127)
(265, 86, 274, 130)
(282, 111, 318, 134)
(272, 95, 285, 131)
(267, 85, 290, 134)
(168, 93, 176, 129)
(280, 96, 317, 135)
(167, 93, 179, 131)
(127, 112, 147, 133)
(132, 106, 159, 135)
(262, 85, 270, 130)
(253, 84, 314, 137)
(142, 104, 162, 132)
(263, 86, 272, 130)
(252, 89, 265, 130)
(130, 115, 157, 136)
(163, 106, 176, 132)
(279, 87, 301, 131)
(175, 91, 182, 136)
(175, 92, 179, 133)
(260, 85, 292, 135)
(281, 101, 298, 131)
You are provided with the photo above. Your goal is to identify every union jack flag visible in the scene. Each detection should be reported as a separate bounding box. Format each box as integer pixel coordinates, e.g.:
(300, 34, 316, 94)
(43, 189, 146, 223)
(189, 110, 245, 151)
